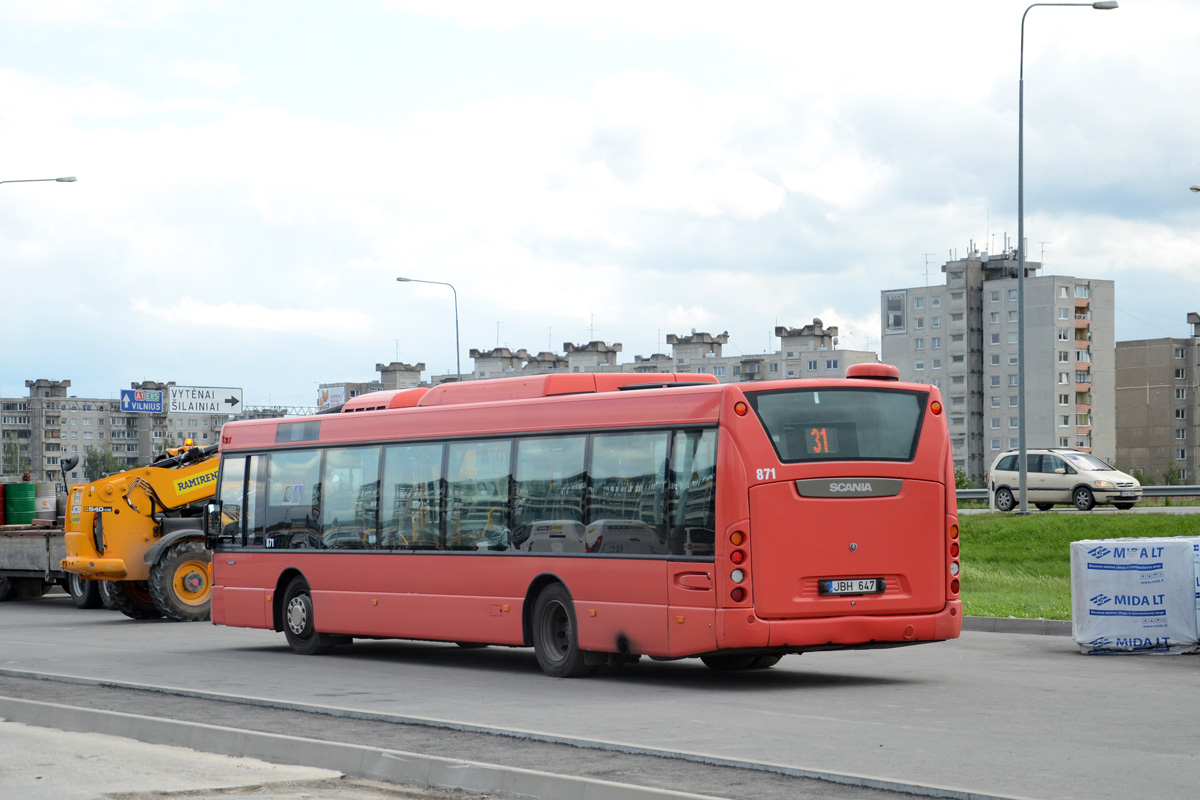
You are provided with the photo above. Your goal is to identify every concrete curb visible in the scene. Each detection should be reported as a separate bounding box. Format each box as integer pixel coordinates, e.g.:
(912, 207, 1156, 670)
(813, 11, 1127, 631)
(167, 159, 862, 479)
(0, 688, 1035, 800)
(963, 616, 1071, 636)
(0, 696, 719, 800)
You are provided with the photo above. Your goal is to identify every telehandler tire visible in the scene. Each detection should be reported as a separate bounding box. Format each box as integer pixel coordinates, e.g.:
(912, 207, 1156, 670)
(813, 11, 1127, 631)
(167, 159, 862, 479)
(149, 540, 212, 622)
(108, 580, 162, 620)
(67, 573, 104, 609)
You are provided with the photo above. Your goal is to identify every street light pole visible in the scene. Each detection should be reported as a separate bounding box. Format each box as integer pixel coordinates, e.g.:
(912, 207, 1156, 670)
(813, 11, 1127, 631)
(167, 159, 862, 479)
(0, 175, 77, 477)
(395, 277, 461, 382)
(1016, 2, 1116, 514)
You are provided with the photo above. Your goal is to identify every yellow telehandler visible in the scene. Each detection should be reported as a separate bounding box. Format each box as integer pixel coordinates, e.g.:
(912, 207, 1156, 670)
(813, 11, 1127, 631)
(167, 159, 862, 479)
(61, 442, 218, 621)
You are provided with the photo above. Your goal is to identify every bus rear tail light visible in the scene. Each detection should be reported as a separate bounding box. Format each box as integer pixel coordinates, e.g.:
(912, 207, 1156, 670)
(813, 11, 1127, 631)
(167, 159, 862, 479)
(730, 530, 745, 546)
(734, 401, 748, 416)
(730, 587, 746, 602)
(730, 569, 745, 584)
(950, 578, 960, 594)
(730, 549, 745, 565)
(930, 400, 943, 416)
(950, 542, 959, 558)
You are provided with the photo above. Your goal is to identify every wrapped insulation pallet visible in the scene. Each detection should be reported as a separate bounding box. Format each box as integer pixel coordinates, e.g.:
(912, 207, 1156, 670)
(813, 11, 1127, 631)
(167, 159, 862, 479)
(1071, 537, 1200, 654)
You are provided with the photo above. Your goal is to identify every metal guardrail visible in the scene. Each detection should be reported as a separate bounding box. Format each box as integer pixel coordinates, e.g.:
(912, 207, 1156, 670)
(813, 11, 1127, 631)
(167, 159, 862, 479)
(957, 485, 1200, 502)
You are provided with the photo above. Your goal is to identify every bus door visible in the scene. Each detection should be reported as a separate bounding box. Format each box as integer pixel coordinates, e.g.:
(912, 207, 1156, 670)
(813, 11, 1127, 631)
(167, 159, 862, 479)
(666, 430, 718, 653)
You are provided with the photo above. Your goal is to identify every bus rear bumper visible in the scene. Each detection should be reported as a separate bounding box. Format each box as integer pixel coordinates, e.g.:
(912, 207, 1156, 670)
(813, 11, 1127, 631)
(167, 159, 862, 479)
(718, 601, 962, 652)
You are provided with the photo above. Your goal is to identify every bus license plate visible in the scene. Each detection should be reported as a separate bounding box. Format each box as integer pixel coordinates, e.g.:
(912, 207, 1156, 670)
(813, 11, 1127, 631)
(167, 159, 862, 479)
(820, 578, 884, 596)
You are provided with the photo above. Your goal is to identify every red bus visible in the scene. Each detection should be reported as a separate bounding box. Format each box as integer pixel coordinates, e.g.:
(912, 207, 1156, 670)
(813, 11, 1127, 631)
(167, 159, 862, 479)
(206, 366, 961, 677)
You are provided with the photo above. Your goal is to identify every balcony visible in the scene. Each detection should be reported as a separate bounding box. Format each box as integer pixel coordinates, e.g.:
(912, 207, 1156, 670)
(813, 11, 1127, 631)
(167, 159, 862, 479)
(1074, 317, 1090, 329)
(1075, 404, 1091, 414)
(1074, 297, 1091, 310)
(1076, 426, 1092, 436)
(1074, 339, 1090, 349)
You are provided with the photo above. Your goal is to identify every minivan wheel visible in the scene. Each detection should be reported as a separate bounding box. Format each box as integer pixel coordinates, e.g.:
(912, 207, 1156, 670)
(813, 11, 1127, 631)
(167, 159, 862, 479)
(1035, 503, 1054, 512)
(994, 488, 1016, 512)
(1073, 487, 1095, 512)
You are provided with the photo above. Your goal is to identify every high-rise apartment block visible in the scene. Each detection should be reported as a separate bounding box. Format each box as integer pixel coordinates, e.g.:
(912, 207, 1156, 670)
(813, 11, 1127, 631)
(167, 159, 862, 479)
(882, 250, 1114, 484)
(1115, 312, 1200, 483)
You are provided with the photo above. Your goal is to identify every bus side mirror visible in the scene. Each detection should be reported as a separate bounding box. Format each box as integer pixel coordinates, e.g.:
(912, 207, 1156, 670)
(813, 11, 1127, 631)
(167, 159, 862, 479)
(204, 501, 222, 549)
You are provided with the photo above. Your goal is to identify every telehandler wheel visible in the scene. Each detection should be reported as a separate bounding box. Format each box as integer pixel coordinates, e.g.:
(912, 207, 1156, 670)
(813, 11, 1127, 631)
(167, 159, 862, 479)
(99, 581, 119, 610)
(67, 573, 104, 609)
(149, 540, 212, 622)
(108, 580, 162, 620)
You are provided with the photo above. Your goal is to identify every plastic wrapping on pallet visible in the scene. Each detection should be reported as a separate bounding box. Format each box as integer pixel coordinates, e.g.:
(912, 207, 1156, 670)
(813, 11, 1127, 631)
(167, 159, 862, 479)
(1070, 537, 1200, 654)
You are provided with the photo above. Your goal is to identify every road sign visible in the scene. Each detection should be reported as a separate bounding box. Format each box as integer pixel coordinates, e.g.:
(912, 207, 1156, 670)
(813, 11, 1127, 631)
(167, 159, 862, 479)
(120, 389, 163, 413)
(168, 386, 243, 415)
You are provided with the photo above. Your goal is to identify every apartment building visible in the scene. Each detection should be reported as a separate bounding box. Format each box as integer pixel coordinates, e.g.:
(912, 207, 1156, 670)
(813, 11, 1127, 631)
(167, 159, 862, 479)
(1115, 312, 1200, 483)
(882, 250, 1115, 484)
(1, 379, 230, 486)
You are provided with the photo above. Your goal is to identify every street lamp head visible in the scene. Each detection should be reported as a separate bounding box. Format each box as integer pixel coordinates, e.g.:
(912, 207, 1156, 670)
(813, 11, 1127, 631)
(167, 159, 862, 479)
(55, 176, 77, 182)
(396, 277, 411, 282)
(1092, 1, 1118, 8)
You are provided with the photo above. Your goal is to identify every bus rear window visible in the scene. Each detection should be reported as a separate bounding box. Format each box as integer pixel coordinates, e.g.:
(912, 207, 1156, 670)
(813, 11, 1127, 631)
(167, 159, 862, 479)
(746, 388, 928, 463)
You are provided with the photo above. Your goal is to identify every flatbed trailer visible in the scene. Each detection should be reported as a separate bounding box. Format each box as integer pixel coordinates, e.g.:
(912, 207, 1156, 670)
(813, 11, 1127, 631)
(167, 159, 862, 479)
(0, 523, 87, 602)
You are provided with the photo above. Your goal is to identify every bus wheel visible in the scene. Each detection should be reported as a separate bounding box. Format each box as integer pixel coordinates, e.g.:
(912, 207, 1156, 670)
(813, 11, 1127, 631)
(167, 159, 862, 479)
(283, 577, 337, 655)
(149, 540, 211, 622)
(67, 573, 104, 609)
(749, 655, 783, 669)
(532, 583, 595, 678)
(108, 581, 162, 620)
(700, 654, 760, 671)
(994, 488, 1015, 513)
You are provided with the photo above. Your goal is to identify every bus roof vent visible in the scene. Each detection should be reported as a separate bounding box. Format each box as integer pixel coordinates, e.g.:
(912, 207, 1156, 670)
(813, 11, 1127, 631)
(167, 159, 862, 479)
(339, 387, 429, 412)
(846, 363, 900, 381)
(417, 373, 717, 407)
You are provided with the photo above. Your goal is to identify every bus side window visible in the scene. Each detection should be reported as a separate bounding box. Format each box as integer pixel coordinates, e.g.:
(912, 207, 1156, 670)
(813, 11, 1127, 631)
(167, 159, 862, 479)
(216, 455, 247, 546)
(668, 430, 717, 557)
(264, 449, 323, 549)
(319, 446, 381, 549)
(380, 443, 444, 551)
(513, 436, 586, 552)
(447, 440, 512, 551)
(588, 432, 669, 555)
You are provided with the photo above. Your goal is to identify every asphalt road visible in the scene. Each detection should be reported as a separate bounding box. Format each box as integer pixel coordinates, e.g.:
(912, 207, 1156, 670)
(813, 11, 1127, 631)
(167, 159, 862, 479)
(1, 595, 1197, 800)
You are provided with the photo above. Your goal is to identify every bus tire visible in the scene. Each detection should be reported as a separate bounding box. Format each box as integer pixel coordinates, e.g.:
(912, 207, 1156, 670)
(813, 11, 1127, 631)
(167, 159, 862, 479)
(67, 573, 104, 609)
(108, 580, 162, 619)
(701, 654, 760, 671)
(149, 540, 211, 622)
(749, 655, 783, 669)
(283, 577, 337, 655)
(0, 576, 15, 602)
(532, 583, 595, 678)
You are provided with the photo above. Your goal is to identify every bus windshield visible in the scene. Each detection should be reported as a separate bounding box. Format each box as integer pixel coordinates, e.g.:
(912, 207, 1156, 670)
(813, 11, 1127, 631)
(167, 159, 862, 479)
(747, 387, 928, 463)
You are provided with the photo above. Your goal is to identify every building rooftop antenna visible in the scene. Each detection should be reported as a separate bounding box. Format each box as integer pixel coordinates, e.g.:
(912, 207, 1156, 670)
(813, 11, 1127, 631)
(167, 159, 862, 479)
(922, 253, 936, 286)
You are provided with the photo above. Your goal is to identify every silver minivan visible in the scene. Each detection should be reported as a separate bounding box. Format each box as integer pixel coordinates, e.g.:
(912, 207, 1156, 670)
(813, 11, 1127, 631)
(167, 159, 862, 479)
(987, 448, 1142, 512)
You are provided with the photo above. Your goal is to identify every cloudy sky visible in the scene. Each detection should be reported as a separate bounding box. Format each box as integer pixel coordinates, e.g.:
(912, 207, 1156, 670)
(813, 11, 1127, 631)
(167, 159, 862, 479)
(3, 0, 1198, 409)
